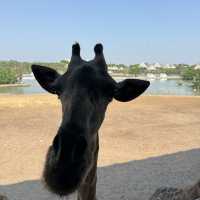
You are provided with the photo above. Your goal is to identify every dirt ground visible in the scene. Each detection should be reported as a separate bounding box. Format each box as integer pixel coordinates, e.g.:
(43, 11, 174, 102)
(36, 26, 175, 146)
(0, 94, 200, 200)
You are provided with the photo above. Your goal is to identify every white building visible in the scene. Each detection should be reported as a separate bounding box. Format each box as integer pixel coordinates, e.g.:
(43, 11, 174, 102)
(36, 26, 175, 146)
(147, 64, 156, 71)
(146, 73, 156, 79)
(140, 62, 162, 70)
(139, 62, 148, 69)
(108, 65, 124, 74)
(154, 62, 162, 68)
(108, 66, 118, 71)
(21, 73, 34, 80)
(194, 64, 200, 70)
(164, 64, 176, 69)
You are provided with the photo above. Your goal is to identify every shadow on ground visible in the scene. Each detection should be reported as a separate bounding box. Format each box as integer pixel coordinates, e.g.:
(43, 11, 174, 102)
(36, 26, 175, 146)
(0, 148, 200, 200)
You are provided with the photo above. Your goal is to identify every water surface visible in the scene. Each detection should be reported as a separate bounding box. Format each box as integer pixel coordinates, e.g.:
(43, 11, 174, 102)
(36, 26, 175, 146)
(0, 79, 198, 96)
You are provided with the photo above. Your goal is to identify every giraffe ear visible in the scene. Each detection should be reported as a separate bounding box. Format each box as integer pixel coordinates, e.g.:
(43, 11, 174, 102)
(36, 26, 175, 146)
(114, 79, 150, 102)
(31, 65, 61, 94)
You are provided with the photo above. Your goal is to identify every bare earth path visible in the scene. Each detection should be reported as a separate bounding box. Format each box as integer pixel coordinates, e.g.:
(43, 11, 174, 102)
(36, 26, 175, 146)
(0, 95, 200, 200)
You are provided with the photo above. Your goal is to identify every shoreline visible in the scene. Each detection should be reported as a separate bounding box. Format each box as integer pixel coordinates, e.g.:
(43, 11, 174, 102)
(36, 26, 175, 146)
(0, 83, 30, 87)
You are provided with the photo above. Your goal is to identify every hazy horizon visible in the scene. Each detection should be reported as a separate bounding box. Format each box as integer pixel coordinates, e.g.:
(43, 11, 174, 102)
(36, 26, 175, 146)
(0, 0, 200, 65)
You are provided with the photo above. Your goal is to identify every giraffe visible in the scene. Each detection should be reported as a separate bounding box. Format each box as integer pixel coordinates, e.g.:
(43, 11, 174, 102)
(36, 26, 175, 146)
(32, 43, 150, 200)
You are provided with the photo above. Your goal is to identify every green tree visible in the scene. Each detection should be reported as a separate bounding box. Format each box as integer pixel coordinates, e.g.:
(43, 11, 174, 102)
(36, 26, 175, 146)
(129, 64, 140, 76)
(0, 67, 18, 84)
(192, 70, 200, 91)
(181, 68, 196, 80)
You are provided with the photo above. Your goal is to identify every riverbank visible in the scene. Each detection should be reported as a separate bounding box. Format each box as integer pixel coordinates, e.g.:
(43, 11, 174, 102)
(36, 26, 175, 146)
(0, 95, 200, 199)
(0, 83, 30, 88)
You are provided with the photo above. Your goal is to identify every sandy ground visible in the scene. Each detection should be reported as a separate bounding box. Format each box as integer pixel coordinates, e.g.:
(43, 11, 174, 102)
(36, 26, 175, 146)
(0, 94, 200, 200)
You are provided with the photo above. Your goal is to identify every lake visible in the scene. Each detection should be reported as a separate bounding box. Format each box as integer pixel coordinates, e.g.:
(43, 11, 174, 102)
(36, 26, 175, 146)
(0, 78, 199, 96)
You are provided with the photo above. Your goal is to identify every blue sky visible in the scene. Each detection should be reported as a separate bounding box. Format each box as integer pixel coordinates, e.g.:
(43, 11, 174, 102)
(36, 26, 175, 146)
(0, 0, 200, 64)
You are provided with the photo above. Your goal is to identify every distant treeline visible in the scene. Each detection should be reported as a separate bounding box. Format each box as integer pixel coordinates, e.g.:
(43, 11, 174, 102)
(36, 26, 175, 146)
(111, 63, 198, 76)
(0, 61, 200, 91)
(0, 60, 68, 84)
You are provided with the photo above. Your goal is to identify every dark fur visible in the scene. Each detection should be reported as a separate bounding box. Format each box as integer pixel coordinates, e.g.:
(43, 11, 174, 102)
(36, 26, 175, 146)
(32, 43, 150, 199)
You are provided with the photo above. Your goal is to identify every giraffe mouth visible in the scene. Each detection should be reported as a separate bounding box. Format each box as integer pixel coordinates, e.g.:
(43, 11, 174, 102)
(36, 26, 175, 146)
(42, 127, 89, 196)
(43, 145, 89, 196)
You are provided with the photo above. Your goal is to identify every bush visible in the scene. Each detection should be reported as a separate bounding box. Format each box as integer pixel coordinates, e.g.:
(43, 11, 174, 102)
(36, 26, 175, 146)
(181, 68, 200, 91)
(0, 67, 18, 84)
(181, 68, 196, 80)
(129, 64, 140, 75)
(0, 60, 69, 84)
(192, 70, 200, 90)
